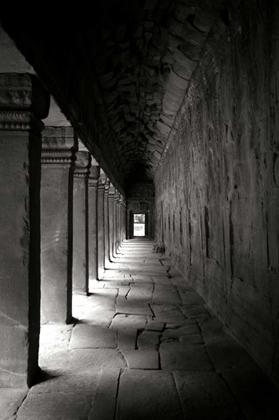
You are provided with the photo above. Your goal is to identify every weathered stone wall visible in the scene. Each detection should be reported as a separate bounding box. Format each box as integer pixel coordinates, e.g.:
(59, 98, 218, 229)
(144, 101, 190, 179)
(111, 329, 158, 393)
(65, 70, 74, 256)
(155, 0, 279, 385)
(127, 182, 155, 238)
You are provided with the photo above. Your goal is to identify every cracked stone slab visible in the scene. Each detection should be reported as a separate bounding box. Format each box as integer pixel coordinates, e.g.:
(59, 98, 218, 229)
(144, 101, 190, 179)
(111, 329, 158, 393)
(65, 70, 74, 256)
(32, 366, 103, 394)
(117, 286, 131, 297)
(110, 314, 147, 330)
(118, 329, 137, 350)
(88, 368, 121, 420)
(151, 275, 172, 285)
(160, 341, 213, 371)
(145, 320, 165, 332)
(151, 305, 187, 323)
(162, 321, 201, 339)
(128, 284, 153, 300)
(122, 349, 159, 369)
(39, 349, 125, 373)
(116, 370, 184, 420)
(77, 309, 116, 328)
(137, 331, 161, 349)
(116, 298, 153, 316)
(130, 274, 154, 283)
(174, 371, 246, 419)
(0, 389, 27, 420)
(153, 290, 182, 305)
(16, 392, 92, 420)
(69, 325, 117, 349)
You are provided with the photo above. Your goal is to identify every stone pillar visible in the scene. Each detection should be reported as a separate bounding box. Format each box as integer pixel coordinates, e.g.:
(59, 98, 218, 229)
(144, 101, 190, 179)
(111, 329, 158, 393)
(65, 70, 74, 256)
(119, 196, 124, 245)
(104, 179, 110, 265)
(41, 127, 77, 325)
(0, 74, 49, 387)
(108, 186, 115, 260)
(97, 170, 106, 279)
(73, 150, 91, 294)
(113, 191, 120, 256)
(88, 160, 99, 282)
(122, 199, 126, 241)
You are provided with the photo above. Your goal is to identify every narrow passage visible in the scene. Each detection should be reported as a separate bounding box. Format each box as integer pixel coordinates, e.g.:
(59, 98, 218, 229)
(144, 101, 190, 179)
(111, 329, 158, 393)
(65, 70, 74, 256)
(13, 240, 279, 419)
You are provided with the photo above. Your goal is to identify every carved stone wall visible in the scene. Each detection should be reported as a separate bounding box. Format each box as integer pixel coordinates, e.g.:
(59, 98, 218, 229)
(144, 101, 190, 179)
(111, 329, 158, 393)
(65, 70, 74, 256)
(155, 0, 279, 386)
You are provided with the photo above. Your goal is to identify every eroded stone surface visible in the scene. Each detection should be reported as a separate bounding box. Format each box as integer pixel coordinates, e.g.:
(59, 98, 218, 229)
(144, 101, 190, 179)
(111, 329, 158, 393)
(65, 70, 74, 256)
(160, 341, 213, 371)
(122, 350, 159, 369)
(70, 325, 117, 349)
(110, 314, 147, 330)
(16, 392, 92, 420)
(174, 371, 246, 419)
(0, 389, 27, 420)
(116, 371, 184, 420)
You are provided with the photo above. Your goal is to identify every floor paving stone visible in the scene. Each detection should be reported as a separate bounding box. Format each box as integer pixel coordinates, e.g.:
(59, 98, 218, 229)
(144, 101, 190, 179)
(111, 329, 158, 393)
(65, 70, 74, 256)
(151, 304, 187, 323)
(116, 298, 153, 316)
(205, 339, 260, 373)
(174, 371, 246, 419)
(118, 329, 137, 349)
(137, 331, 161, 349)
(78, 309, 115, 328)
(88, 368, 121, 420)
(151, 275, 172, 284)
(16, 392, 92, 420)
(110, 314, 147, 330)
(122, 349, 159, 369)
(39, 325, 72, 354)
(116, 370, 184, 420)
(160, 341, 213, 371)
(70, 325, 117, 349)
(145, 320, 165, 332)
(0, 389, 27, 420)
(162, 321, 201, 339)
(7, 239, 279, 419)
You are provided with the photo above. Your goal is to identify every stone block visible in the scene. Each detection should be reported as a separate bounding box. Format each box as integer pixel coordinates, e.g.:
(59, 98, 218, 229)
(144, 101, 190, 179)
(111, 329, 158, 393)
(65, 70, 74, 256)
(122, 350, 159, 370)
(174, 371, 245, 419)
(116, 370, 183, 419)
(70, 325, 117, 349)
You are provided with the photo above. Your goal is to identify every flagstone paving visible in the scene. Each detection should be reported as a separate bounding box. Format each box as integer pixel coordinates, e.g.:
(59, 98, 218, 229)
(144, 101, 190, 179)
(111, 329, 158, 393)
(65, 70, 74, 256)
(2, 239, 279, 419)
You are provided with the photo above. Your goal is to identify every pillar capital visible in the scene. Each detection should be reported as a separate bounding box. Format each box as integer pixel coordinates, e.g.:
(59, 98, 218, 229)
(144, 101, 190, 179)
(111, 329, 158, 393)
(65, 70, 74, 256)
(98, 169, 106, 187)
(88, 158, 100, 187)
(104, 179, 110, 195)
(0, 73, 49, 134)
(114, 191, 120, 201)
(109, 185, 116, 197)
(74, 151, 91, 178)
(42, 126, 77, 164)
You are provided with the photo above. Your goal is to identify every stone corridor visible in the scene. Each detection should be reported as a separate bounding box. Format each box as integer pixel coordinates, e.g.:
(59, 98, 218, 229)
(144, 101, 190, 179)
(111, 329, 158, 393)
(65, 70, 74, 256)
(2, 240, 278, 420)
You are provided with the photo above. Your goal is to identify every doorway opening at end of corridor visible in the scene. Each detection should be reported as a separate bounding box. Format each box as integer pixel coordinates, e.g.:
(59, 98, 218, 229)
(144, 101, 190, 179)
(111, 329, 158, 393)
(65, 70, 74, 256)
(133, 214, 145, 236)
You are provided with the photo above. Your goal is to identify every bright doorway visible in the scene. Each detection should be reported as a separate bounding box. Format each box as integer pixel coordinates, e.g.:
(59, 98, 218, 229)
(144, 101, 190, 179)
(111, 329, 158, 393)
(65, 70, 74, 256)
(134, 214, 145, 237)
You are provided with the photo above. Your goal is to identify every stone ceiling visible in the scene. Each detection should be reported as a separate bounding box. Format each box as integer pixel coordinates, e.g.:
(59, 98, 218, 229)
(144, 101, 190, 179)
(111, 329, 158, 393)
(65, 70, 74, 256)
(2, 0, 226, 187)
(88, 0, 225, 181)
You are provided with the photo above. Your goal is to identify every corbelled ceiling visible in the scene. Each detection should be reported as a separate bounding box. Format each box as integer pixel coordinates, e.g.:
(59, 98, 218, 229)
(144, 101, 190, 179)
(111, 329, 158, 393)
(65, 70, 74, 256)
(2, 0, 226, 189)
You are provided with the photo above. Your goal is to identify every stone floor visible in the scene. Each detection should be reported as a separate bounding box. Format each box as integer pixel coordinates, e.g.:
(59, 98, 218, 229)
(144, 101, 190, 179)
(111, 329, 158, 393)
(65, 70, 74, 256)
(2, 239, 279, 419)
